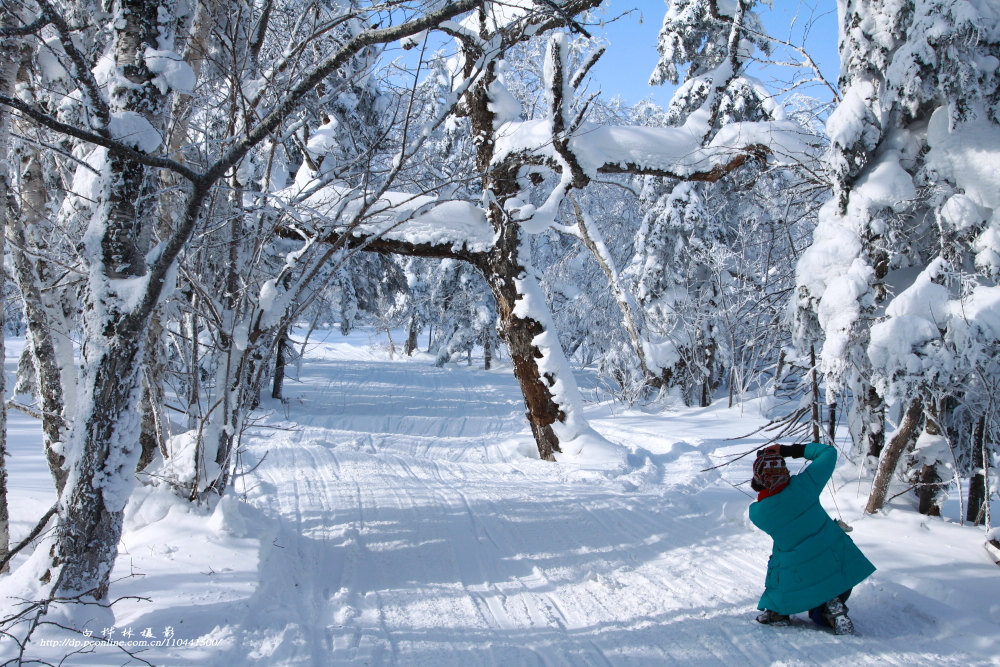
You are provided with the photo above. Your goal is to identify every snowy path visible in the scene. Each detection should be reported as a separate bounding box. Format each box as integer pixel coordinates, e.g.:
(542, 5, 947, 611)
(209, 333, 997, 666)
(3, 331, 999, 665)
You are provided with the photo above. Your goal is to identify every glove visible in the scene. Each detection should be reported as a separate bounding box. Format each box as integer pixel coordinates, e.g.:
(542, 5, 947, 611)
(778, 443, 806, 459)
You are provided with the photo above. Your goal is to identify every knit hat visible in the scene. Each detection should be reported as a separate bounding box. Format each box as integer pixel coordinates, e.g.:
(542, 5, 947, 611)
(753, 451, 789, 490)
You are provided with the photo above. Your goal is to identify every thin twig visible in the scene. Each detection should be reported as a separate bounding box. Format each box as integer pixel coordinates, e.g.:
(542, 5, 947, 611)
(701, 444, 762, 472)
(0, 505, 58, 571)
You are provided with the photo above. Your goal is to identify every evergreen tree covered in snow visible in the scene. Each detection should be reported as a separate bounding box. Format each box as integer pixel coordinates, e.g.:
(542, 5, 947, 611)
(631, 0, 814, 405)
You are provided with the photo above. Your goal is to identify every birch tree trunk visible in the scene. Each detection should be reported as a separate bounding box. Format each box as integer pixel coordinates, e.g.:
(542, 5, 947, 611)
(9, 149, 67, 492)
(567, 196, 656, 385)
(49, 0, 165, 598)
(0, 6, 16, 572)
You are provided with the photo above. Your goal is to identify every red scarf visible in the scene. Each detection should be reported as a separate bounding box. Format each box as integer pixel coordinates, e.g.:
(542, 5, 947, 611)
(757, 482, 788, 502)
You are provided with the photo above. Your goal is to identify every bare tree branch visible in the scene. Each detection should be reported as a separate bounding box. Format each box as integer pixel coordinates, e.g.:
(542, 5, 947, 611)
(0, 15, 48, 36)
(0, 505, 57, 572)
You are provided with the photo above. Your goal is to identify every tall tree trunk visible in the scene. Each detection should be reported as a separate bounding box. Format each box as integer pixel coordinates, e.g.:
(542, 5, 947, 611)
(916, 413, 944, 517)
(0, 7, 15, 573)
(48, 0, 163, 599)
(967, 416, 987, 525)
(48, 332, 148, 597)
(8, 209, 67, 491)
(11, 44, 68, 491)
(202, 264, 242, 496)
(866, 399, 923, 514)
(272, 325, 289, 400)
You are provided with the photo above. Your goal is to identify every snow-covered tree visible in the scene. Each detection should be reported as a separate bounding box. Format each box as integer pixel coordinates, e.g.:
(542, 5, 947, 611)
(0, 0, 483, 610)
(793, 0, 1000, 515)
(299, 0, 804, 461)
(0, 2, 19, 571)
(626, 0, 820, 405)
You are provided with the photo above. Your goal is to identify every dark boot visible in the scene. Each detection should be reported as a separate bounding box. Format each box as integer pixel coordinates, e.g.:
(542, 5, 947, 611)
(822, 597, 854, 635)
(756, 609, 790, 626)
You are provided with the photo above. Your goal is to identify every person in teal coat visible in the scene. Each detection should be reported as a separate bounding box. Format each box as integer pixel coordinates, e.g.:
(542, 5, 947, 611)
(748, 442, 876, 634)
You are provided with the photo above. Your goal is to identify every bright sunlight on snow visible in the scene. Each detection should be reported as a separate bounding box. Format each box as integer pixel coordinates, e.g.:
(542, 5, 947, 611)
(3, 330, 997, 666)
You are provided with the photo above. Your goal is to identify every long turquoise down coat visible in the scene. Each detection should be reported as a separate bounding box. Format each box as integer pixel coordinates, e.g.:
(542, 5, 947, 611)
(749, 443, 876, 614)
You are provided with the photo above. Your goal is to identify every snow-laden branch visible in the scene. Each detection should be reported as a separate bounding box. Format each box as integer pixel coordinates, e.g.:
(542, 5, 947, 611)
(277, 183, 496, 258)
(0, 94, 202, 181)
(493, 117, 812, 180)
(462, 0, 599, 38)
(126, 0, 487, 327)
(35, 0, 110, 129)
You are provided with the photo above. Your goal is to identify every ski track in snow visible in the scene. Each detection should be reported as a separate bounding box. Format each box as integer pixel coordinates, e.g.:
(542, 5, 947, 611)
(2, 331, 998, 666)
(211, 338, 990, 666)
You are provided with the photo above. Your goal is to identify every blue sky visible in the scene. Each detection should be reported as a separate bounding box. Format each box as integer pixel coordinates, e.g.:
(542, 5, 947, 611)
(587, 0, 841, 107)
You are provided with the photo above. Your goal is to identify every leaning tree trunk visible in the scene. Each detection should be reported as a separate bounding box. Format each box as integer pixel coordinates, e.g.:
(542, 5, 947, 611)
(567, 195, 656, 385)
(467, 51, 593, 462)
(481, 223, 569, 461)
(866, 398, 923, 514)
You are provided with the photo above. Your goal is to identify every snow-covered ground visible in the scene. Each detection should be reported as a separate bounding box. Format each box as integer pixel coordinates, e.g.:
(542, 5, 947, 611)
(2, 329, 999, 666)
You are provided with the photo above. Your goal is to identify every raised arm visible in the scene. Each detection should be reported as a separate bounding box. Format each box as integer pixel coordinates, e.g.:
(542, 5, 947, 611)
(782, 442, 836, 495)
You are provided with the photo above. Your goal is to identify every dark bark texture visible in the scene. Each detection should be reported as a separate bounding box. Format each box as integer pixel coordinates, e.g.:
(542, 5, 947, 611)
(867, 399, 923, 514)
